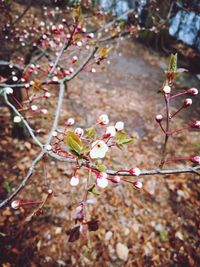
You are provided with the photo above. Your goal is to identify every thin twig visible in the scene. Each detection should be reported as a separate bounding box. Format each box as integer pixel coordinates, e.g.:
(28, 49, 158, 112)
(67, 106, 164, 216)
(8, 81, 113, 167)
(48, 152, 200, 176)
(0, 151, 44, 209)
(63, 46, 98, 82)
(4, 91, 43, 148)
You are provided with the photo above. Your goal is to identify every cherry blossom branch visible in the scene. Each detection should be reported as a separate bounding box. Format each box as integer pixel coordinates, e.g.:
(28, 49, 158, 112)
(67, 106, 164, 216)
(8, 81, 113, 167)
(4, 91, 43, 148)
(159, 93, 170, 168)
(0, 82, 66, 209)
(46, 81, 65, 144)
(63, 46, 98, 82)
(47, 152, 200, 176)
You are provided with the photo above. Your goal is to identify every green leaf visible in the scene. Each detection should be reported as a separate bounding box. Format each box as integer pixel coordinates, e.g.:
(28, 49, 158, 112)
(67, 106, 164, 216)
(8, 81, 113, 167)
(85, 127, 96, 139)
(115, 131, 133, 146)
(168, 53, 177, 72)
(3, 181, 12, 193)
(65, 131, 83, 154)
(118, 138, 133, 145)
(89, 186, 100, 196)
(96, 164, 106, 172)
(116, 130, 127, 141)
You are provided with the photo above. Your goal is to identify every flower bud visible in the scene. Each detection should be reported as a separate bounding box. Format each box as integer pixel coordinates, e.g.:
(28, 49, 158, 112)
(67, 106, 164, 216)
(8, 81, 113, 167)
(5, 87, 13, 94)
(70, 176, 79, 186)
(67, 118, 75, 126)
(191, 121, 200, 128)
(44, 92, 51, 98)
(52, 131, 57, 137)
(155, 114, 163, 122)
(191, 156, 200, 165)
(110, 175, 121, 183)
(133, 181, 143, 189)
(31, 105, 38, 111)
(13, 116, 22, 123)
(52, 76, 58, 82)
(183, 98, 192, 108)
(187, 88, 198, 96)
(11, 200, 20, 209)
(115, 121, 124, 131)
(72, 55, 78, 63)
(41, 109, 48, 114)
(96, 173, 108, 188)
(163, 85, 171, 94)
(129, 167, 141, 176)
(45, 144, 52, 151)
(98, 114, 109, 125)
(74, 127, 84, 137)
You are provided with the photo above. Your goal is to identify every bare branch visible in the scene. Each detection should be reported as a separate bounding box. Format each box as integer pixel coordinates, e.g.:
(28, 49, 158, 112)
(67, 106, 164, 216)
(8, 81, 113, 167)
(0, 151, 44, 209)
(48, 152, 200, 177)
(46, 81, 65, 145)
(63, 46, 98, 82)
(4, 91, 43, 148)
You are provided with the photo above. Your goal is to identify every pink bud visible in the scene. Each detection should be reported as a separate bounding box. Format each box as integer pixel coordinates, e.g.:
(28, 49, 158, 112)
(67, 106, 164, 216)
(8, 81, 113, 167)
(191, 156, 200, 165)
(183, 98, 192, 108)
(52, 76, 58, 82)
(67, 118, 75, 126)
(191, 121, 200, 128)
(110, 176, 121, 183)
(133, 181, 143, 189)
(72, 56, 78, 63)
(11, 200, 20, 209)
(44, 92, 51, 98)
(155, 114, 163, 122)
(45, 145, 52, 151)
(98, 114, 109, 125)
(187, 88, 198, 96)
(74, 128, 84, 137)
(129, 167, 141, 176)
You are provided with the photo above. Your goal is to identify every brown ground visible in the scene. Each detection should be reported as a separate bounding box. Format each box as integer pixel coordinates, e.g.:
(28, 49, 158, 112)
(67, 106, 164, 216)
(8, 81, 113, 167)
(0, 39, 200, 267)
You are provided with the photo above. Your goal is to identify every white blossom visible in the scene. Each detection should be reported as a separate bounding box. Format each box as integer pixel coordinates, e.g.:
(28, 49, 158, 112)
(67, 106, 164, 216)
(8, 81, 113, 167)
(106, 126, 116, 137)
(90, 140, 108, 159)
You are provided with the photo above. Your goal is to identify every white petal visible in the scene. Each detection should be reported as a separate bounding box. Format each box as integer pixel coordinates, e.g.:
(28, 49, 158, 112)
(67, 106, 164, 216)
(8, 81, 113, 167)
(70, 176, 79, 186)
(97, 178, 108, 188)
